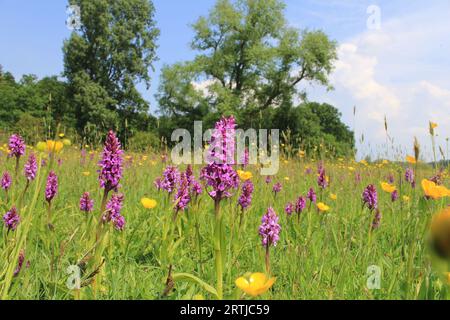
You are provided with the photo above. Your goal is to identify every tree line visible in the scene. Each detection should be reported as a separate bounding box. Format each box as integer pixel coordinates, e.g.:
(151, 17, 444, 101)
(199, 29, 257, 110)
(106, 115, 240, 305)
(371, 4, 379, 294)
(0, 0, 354, 157)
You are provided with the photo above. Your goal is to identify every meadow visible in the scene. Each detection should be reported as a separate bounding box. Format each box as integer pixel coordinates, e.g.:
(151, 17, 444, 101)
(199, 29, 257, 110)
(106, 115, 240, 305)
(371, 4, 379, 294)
(0, 118, 449, 300)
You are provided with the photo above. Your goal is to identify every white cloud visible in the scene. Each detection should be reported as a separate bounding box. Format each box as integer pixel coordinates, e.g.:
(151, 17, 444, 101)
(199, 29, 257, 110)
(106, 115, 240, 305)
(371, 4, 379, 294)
(309, 4, 450, 161)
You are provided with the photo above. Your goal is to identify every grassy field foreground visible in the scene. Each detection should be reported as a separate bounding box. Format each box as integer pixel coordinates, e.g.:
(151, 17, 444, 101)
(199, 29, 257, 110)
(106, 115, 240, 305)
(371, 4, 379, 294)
(0, 133, 449, 300)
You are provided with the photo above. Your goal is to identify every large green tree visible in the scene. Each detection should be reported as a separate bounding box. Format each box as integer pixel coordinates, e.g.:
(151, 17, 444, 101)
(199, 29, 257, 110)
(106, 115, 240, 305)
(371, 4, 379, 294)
(0, 67, 71, 142)
(156, 0, 337, 127)
(63, 0, 159, 135)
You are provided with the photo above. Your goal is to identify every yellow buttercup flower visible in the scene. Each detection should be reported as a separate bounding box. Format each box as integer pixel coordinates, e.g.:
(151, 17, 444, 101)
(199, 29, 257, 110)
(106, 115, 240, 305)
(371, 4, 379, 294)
(237, 170, 253, 181)
(284, 177, 290, 181)
(58, 133, 65, 138)
(317, 202, 330, 212)
(430, 206, 450, 259)
(430, 122, 438, 129)
(82, 171, 90, 176)
(46, 140, 64, 153)
(382, 159, 389, 165)
(141, 197, 157, 209)
(402, 195, 410, 202)
(381, 182, 396, 193)
(421, 179, 449, 199)
(406, 155, 416, 164)
(330, 193, 337, 200)
(347, 166, 355, 171)
(235, 273, 276, 297)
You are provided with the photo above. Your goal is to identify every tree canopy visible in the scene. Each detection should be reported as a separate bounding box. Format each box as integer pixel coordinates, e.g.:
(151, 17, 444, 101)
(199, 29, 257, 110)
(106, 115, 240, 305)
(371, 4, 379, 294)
(157, 0, 337, 127)
(63, 0, 160, 136)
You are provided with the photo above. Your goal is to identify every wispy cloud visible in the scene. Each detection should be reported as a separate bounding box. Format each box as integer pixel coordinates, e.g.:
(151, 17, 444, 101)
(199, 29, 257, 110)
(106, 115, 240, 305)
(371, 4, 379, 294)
(304, 2, 450, 161)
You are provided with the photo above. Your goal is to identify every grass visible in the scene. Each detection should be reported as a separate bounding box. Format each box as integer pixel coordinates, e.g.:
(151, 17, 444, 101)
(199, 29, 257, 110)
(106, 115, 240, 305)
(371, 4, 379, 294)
(0, 144, 449, 300)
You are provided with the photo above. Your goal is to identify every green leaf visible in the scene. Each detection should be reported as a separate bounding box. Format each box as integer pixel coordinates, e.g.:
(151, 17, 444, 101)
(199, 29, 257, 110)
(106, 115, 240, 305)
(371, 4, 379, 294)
(172, 273, 218, 299)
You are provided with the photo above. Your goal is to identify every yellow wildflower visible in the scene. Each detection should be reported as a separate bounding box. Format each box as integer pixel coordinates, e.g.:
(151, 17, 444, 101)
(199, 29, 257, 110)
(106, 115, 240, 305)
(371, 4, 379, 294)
(235, 273, 276, 297)
(141, 197, 157, 209)
(317, 202, 330, 212)
(330, 193, 337, 200)
(406, 155, 416, 164)
(430, 206, 450, 258)
(237, 170, 253, 181)
(421, 179, 449, 199)
(381, 182, 396, 193)
(46, 140, 64, 153)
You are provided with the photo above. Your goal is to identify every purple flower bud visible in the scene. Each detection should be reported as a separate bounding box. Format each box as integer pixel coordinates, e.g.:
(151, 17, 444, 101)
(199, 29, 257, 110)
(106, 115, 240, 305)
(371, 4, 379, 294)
(391, 190, 399, 202)
(24, 153, 37, 182)
(362, 184, 378, 211)
(174, 173, 190, 212)
(154, 177, 163, 190)
(207, 116, 236, 165)
(405, 168, 414, 185)
(285, 202, 294, 216)
(1, 172, 12, 190)
(201, 117, 239, 202)
(13, 250, 25, 277)
(162, 166, 180, 194)
(79, 192, 94, 212)
(371, 209, 382, 230)
(104, 193, 125, 231)
(265, 176, 272, 184)
(295, 196, 306, 214)
(317, 168, 328, 189)
(45, 171, 58, 203)
(191, 179, 203, 196)
(98, 131, 123, 193)
(259, 207, 281, 247)
(307, 188, 316, 203)
(8, 134, 26, 159)
(238, 180, 254, 210)
(3, 206, 20, 231)
(272, 182, 282, 194)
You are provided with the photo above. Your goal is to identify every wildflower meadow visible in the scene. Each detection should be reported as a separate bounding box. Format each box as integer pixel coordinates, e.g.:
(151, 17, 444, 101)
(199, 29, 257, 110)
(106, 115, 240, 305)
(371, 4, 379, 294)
(0, 117, 449, 300)
(0, 0, 449, 303)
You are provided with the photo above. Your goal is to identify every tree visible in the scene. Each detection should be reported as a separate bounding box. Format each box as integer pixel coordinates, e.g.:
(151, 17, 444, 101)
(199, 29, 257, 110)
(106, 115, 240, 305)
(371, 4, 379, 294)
(272, 102, 354, 157)
(63, 0, 159, 135)
(0, 68, 71, 138)
(156, 0, 337, 126)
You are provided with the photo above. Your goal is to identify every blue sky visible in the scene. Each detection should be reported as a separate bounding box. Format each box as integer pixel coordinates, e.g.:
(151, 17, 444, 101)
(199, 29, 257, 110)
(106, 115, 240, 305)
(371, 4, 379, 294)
(0, 1, 449, 160)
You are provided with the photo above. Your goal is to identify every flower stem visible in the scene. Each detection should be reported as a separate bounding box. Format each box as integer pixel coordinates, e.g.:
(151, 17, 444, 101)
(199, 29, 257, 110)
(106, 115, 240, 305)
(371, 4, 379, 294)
(265, 244, 271, 275)
(214, 199, 223, 300)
